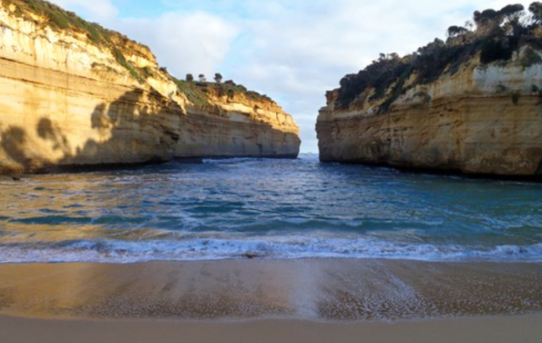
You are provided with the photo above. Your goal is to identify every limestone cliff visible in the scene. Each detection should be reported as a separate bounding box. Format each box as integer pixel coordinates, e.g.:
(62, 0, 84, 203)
(173, 81, 300, 159)
(317, 6, 542, 177)
(0, 0, 300, 174)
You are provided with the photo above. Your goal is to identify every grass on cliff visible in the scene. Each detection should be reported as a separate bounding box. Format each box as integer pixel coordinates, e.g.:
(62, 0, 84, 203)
(173, 78, 273, 106)
(336, 2, 542, 112)
(2, 0, 114, 46)
(173, 79, 210, 106)
(1, 0, 150, 83)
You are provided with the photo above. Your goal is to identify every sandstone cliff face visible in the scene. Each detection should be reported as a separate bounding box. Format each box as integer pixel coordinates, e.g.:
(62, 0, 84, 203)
(176, 86, 300, 159)
(317, 48, 542, 176)
(0, 1, 300, 174)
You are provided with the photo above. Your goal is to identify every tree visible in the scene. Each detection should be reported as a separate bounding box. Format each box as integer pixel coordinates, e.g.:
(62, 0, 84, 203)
(474, 9, 499, 26)
(447, 25, 469, 37)
(499, 4, 524, 21)
(530, 2, 542, 23)
(474, 5, 525, 32)
(198, 74, 206, 82)
(473, 9, 501, 37)
(417, 38, 446, 56)
(214, 73, 223, 84)
(500, 5, 526, 37)
(186, 73, 194, 82)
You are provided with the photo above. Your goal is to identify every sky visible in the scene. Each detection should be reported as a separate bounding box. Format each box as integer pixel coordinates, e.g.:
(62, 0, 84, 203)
(51, 0, 535, 153)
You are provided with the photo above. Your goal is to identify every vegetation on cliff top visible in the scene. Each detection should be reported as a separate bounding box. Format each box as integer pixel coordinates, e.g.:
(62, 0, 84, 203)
(173, 76, 274, 107)
(1, 0, 151, 83)
(2, 0, 113, 45)
(336, 2, 542, 112)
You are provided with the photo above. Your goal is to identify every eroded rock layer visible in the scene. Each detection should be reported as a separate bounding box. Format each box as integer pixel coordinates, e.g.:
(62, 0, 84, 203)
(317, 50, 542, 176)
(0, 1, 300, 174)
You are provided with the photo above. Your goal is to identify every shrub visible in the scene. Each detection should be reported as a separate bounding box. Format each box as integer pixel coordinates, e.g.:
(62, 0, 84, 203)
(447, 26, 469, 37)
(171, 76, 273, 105)
(521, 47, 542, 68)
(140, 66, 153, 77)
(112, 48, 144, 83)
(480, 37, 515, 64)
(173, 78, 209, 105)
(530, 2, 542, 23)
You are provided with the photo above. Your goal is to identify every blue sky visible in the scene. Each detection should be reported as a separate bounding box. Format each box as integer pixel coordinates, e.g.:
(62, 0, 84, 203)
(51, 0, 534, 153)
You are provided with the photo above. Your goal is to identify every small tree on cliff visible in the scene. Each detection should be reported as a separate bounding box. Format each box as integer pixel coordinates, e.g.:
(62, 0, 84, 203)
(198, 74, 206, 82)
(186, 73, 194, 82)
(500, 4, 525, 21)
(474, 9, 500, 33)
(473, 4, 525, 36)
(214, 73, 223, 84)
(447, 25, 469, 37)
(530, 2, 542, 23)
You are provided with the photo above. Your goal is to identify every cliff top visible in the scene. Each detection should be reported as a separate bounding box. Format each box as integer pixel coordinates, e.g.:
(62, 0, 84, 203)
(0, 0, 281, 111)
(333, 2, 542, 113)
(0, 0, 153, 59)
(0, 0, 161, 85)
(173, 78, 278, 109)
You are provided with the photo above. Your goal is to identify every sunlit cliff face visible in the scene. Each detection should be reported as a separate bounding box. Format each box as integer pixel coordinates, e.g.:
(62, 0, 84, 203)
(0, 2, 300, 175)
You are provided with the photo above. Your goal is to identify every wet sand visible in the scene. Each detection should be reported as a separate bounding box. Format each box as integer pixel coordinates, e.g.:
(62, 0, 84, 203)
(0, 259, 541, 342)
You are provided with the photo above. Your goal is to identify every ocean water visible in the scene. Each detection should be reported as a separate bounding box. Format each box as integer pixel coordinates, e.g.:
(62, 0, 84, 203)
(0, 154, 541, 264)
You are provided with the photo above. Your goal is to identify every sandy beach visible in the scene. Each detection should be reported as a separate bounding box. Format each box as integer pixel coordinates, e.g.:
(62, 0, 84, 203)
(1, 259, 542, 320)
(0, 259, 541, 342)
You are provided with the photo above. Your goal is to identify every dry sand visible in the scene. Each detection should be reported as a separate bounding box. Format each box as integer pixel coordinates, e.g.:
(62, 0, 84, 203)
(0, 259, 541, 342)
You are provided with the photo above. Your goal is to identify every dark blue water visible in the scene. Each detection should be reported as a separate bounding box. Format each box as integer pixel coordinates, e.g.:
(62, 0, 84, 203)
(0, 154, 541, 263)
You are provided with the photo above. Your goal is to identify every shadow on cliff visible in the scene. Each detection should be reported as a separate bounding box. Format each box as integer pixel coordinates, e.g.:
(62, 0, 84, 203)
(0, 88, 301, 175)
(60, 89, 180, 169)
(37, 117, 72, 157)
(0, 127, 32, 173)
(0, 89, 180, 174)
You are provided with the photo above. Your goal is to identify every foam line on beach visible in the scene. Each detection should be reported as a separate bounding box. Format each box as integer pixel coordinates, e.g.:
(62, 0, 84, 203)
(1, 237, 541, 264)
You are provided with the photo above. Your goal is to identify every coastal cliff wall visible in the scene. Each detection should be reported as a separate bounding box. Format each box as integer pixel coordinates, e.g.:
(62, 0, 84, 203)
(317, 38, 542, 177)
(0, 0, 300, 174)
(176, 86, 300, 158)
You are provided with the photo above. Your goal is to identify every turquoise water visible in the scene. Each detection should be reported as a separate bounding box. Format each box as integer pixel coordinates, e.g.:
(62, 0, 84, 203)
(0, 154, 541, 263)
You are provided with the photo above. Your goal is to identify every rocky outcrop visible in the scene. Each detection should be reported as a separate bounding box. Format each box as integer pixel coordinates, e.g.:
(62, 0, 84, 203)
(0, 0, 300, 174)
(317, 47, 542, 177)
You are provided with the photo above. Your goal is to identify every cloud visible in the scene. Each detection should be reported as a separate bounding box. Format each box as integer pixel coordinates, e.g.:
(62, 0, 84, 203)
(50, 0, 118, 21)
(48, 1, 239, 79)
(113, 12, 239, 78)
